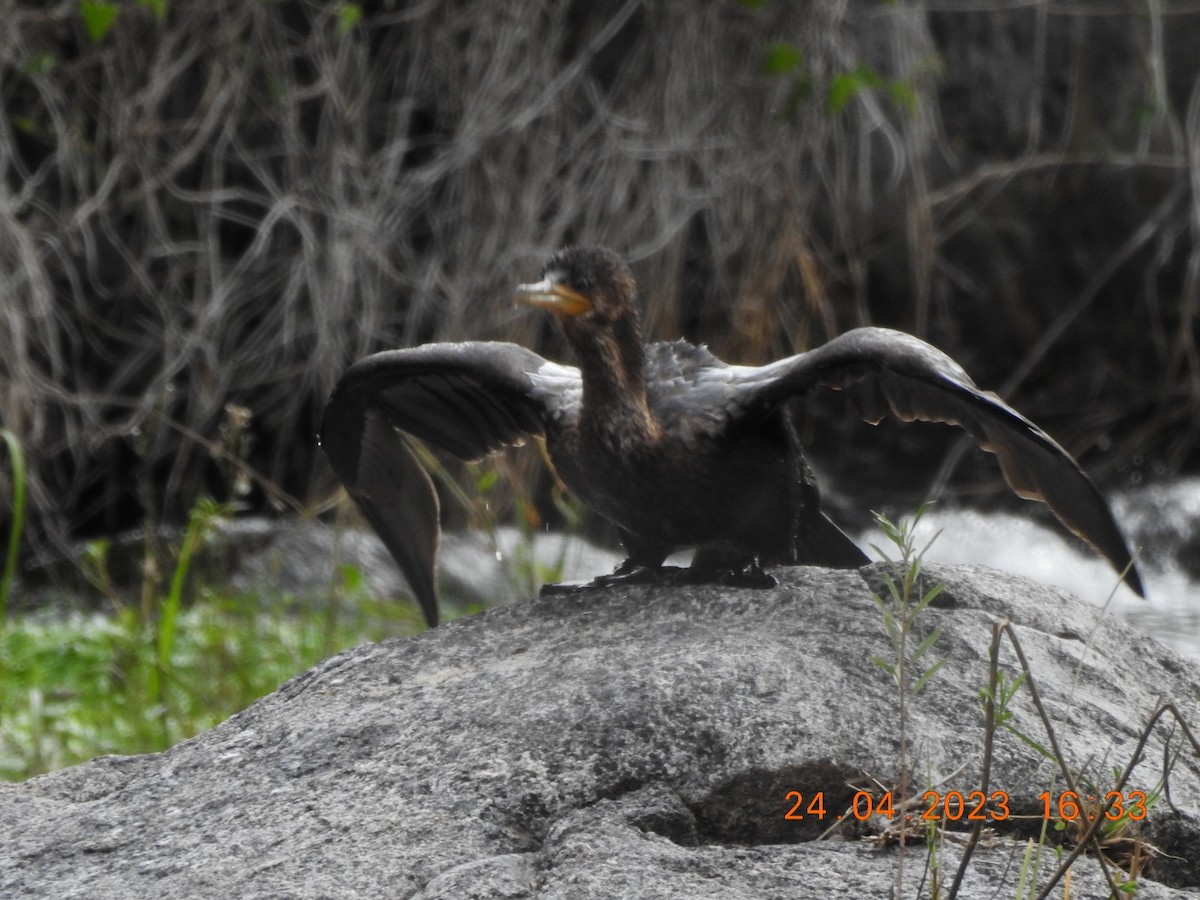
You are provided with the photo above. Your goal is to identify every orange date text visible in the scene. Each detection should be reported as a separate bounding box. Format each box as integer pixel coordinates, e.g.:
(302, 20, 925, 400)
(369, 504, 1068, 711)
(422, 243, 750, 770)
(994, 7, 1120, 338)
(784, 789, 1149, 823)
(783, 790, 1010, 822)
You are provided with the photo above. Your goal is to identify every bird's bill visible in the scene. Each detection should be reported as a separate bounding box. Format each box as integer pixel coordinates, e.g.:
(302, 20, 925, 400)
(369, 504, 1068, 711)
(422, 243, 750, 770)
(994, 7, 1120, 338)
(515, 277, 593, 316)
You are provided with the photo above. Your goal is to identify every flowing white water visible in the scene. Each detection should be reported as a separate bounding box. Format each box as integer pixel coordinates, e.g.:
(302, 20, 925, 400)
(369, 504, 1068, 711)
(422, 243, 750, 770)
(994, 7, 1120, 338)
(457, 479, 1200, 661)
(872, 479, 1200, 662)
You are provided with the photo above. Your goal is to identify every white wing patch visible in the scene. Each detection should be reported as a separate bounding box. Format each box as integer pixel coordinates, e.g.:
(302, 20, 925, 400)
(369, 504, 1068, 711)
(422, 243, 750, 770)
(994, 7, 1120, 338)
(529, 360, 583, 425)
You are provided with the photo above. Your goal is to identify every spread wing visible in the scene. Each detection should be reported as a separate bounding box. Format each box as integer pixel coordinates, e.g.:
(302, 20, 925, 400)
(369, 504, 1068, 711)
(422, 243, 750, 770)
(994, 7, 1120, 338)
(319, 342, 580, 627)
(724, 327, 1144, 596)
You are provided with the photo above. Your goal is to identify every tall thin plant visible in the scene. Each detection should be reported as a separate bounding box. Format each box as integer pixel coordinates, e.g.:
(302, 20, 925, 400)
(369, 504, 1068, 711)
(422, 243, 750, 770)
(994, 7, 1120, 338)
(1, 428, 27, 625)
(145, 497, 229, 739)
(868, 502, 946, 895)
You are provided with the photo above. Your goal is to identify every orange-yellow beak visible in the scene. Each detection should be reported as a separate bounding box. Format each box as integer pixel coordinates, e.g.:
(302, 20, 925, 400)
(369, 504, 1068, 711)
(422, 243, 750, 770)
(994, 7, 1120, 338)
(515, 276, 593, 317)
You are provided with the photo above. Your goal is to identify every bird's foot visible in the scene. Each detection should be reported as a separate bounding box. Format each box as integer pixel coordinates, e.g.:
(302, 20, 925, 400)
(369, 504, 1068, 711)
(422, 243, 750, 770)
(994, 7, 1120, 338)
(676, 558, 777, 589)
(539, 564, 686, 596)
(596, 563, 686, 587)
(539, 560, 776, 596)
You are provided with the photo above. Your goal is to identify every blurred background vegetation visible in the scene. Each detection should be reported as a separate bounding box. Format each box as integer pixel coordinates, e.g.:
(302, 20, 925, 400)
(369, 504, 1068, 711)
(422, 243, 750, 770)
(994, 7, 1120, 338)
(2, 0, 1199, 780)
(2, 0, 1199, 588)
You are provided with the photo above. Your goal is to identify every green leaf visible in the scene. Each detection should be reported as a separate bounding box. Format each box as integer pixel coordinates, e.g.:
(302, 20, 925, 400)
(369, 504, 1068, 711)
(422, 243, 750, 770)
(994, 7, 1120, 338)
(911, 658, 945, 695)
(882, 572, 901, 604)
(827, 65, 883, 114)
(916, 526, 943, 560)
(0, 429, 27, 621)
(870, 655, 896, 678)
(475, 468, 499, 493)
(1001, 722, 1055, 761)
(80, 1, 120, 44)
(337, 3, 362, 37)
(1002, 671, 1027, 703)
(886, 80, 918, 115)
(911, 625, 942, 662)
(136, 0, 166, 22)
(22, 53, 57, 76)
(912, 581, 944, 616)
(337, 563, 364, 594)
(878, 607, 899, 645)
(763, 42, 803, 75)
(866, 541, 894, 565)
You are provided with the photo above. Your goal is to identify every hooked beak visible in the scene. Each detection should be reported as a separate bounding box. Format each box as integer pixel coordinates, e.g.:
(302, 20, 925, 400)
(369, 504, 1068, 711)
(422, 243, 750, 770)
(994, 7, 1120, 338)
(515, 276, 593, 317)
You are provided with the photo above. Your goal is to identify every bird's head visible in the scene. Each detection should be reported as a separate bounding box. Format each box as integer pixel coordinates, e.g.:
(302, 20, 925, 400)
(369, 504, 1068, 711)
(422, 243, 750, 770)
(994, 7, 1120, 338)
(516, 246, 650, 404)
(516, 245, 641, 337)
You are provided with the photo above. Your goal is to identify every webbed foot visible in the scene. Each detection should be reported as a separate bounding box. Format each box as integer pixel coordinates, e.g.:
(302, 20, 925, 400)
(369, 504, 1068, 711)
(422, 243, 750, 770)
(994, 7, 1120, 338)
(538, 556, 776, 596)
(676, 558, 776, 589)
(539, 560, 682, 596)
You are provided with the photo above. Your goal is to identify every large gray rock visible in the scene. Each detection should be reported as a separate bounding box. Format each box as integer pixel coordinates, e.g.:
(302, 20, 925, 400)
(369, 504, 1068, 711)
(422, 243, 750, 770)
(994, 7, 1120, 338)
(2, 564, 1198, 898)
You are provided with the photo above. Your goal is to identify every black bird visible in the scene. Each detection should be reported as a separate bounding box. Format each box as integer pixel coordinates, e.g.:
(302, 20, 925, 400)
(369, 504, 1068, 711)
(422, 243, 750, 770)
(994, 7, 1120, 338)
(320, 245, 1143, 626)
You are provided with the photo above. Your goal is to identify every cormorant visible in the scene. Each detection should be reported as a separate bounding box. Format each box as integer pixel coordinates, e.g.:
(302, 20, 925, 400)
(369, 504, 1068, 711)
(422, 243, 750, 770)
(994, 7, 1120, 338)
(320, 245, 1143, 626)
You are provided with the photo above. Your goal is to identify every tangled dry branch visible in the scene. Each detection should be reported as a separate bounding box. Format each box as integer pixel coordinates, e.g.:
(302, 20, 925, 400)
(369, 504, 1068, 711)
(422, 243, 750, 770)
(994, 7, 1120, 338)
(0, 0, 1197, 554)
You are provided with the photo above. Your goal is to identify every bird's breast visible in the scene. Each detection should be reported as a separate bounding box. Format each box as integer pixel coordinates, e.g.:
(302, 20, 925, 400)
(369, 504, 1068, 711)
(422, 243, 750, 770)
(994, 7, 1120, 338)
(544, 412, 796, 550)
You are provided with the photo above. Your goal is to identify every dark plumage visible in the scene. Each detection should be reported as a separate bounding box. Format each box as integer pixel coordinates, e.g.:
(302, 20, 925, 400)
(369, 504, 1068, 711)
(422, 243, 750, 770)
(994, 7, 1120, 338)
(320, 245, 1143, 626)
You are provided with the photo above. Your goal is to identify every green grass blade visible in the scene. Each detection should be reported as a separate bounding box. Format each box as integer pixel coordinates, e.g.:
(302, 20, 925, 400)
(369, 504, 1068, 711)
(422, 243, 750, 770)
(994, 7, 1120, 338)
(911, 657, 946, 695)
(1, 428, 27, 625)
(911, 581, 945, 616)
(911, 625, 942, 663)
(1001, 722, 1056, 761)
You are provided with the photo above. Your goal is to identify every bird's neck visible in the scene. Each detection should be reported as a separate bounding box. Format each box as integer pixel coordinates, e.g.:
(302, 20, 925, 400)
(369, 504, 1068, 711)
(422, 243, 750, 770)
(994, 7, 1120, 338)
(574, 323, 658, 440)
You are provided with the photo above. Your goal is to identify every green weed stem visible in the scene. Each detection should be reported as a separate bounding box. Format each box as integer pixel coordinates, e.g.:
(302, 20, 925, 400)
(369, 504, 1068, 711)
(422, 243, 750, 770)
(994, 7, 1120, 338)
(1, 428, 27, 626)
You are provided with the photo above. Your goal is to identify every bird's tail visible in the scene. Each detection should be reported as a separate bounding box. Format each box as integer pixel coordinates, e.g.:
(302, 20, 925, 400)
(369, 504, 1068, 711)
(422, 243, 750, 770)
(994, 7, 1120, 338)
(792, 512, 870, 568)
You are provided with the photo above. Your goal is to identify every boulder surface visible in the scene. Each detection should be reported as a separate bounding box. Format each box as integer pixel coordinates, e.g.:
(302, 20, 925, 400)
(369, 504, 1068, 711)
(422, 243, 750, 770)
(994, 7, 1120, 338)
(2, 563, 1198, 898)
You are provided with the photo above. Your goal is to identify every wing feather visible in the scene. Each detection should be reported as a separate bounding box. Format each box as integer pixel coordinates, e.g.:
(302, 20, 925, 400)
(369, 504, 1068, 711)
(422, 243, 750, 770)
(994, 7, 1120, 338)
(732, 327, 1144, 596)
(320, 341, 578, 626)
